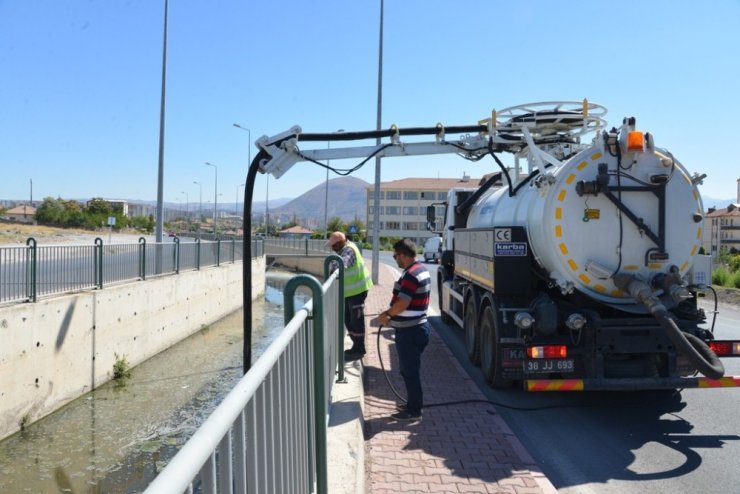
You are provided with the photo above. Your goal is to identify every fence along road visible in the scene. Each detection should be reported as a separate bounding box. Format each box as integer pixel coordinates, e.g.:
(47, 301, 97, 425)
(0, 236, 257, 305)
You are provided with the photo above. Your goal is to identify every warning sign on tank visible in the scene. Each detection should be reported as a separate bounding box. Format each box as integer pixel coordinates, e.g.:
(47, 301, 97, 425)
(583, 209, 600, 220)
(495, 242, 528, 256)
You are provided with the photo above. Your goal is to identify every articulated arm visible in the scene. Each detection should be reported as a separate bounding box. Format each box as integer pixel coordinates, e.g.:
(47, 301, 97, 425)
(255, 125, 492, 179)
(254, 100, 608, 179)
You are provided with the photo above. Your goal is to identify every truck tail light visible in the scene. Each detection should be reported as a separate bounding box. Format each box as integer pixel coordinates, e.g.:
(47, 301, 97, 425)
(527, 345, 567, 359)
(709, 341, 740, 356)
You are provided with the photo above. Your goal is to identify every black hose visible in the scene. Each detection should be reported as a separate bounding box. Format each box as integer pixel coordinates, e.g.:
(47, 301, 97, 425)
(242, 149, 271, 374)
(654, 310, 724, 379)
(613, 274, 725, 380)
(374, 324, 608, 411)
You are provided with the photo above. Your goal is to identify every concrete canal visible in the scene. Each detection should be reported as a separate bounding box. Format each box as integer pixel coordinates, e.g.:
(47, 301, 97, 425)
(0, 271, 306, 493)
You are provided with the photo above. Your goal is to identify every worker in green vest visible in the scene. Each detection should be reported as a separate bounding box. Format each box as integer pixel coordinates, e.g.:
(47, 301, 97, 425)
(326, 231, 373, 360)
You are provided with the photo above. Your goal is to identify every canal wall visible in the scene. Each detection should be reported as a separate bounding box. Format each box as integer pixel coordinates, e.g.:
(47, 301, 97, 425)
(0, 257, 265, 441)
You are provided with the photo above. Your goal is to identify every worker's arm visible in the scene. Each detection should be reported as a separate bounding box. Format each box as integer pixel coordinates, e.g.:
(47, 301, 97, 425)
(378, 298, 411, 326)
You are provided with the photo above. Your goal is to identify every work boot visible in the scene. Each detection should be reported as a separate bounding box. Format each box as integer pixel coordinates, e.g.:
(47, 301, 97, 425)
(344, 337, 366, 360)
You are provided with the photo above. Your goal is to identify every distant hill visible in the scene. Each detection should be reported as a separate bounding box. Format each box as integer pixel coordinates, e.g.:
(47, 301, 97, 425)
(272, 176, 370, 222)
(703, 195, 736, 209)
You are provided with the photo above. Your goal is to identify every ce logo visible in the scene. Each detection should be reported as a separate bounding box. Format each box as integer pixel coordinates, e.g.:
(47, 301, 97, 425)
(494, 229, 511, 242)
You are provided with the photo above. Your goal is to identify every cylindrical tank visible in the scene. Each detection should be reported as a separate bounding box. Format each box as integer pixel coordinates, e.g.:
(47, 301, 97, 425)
(467, 130, 704, 308)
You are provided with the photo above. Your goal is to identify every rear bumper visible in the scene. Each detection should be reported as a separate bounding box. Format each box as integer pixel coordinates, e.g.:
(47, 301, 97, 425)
(525, 375, 740, 391)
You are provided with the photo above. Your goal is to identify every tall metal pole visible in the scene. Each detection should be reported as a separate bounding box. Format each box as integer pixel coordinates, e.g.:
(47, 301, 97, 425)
(324, 142, 330, 238)
(181, 191, 188, 229)
(155, 0, 168, 244)
(325, 129, 345, 238)
(205, 162, 218, 234)
(266, 176, 270, 236)
(236, 183, 245, 218)
(371, 0, 384, 284)
(232, 123, 252, 223)
(194, 181, 202, 235)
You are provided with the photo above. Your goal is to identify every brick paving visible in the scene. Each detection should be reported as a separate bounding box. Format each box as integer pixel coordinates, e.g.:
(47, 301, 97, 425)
(361, 263, 556, 494)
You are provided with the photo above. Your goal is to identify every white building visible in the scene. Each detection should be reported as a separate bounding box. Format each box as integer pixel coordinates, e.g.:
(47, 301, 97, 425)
(366, 176, 480, 246)
(702, 177, 740, 256)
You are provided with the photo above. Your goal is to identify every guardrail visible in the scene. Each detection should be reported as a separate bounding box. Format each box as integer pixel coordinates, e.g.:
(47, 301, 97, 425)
(264, 237, 332, 256)
(143, 255, 345, 494)
(0, 237, 262, 305)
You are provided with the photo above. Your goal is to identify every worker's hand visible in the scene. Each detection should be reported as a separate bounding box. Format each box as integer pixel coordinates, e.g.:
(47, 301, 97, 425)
(378, 311, 391, 327)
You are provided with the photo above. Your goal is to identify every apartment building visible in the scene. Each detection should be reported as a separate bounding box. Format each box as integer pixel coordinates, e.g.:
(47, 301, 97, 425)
(702, 178, 740, 256)
(366, 176, 479, 245)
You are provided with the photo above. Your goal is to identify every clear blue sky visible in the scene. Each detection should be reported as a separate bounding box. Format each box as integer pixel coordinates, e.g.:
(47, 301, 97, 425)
(2, 0, 739, 209)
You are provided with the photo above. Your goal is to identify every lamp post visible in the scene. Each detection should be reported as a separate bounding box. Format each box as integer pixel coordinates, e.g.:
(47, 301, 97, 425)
(233, 123, 252, 234)
(236, 183, 245, 219)
(193, 181, 202, 234)
(266, 176, 269, 236)
(232, 123, 252, 166)
(155, 0, 169, 244)
(371, 0, 385, 284)
(325, 129, 344, 238)
(205, 162, 218, 234)
(181, 191, 189, 230)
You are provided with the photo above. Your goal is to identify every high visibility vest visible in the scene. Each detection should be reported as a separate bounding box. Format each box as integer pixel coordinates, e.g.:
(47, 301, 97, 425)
(344, 242, 373, 297)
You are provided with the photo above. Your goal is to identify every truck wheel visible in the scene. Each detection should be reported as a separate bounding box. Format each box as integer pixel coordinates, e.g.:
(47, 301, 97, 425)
(480, 304, 512, 389)
(464, 296, 480, 365)
(438, 275, 453, 324)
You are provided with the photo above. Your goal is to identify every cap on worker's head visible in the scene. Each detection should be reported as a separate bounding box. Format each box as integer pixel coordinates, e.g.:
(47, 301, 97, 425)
(326, 231, 346, 248)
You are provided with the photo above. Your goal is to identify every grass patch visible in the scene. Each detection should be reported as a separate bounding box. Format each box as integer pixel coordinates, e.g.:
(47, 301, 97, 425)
(113, 353, 132, 380)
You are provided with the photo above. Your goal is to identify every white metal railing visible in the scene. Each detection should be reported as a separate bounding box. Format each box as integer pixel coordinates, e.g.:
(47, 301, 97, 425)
(143, 255, 345, 494)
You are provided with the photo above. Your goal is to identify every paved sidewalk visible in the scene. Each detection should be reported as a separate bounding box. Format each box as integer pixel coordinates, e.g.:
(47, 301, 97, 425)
(360, 262, 557, 494)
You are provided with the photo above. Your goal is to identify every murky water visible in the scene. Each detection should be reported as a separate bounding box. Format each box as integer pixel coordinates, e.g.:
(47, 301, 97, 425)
(0, 271, 308, 493)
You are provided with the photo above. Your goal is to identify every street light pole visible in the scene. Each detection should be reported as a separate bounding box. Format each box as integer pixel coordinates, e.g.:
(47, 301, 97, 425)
(236, 183, 245, 219)
(205, 162, 218, 234)
(232, 123, 252, 166)
(233, 123, 252, 233)
(371, 0, 385, 284)
(181, 191, 188, 230)
(155, 0, 169, 244)
(266, 176, 270, 236)
(193, 181, 202, 235)
(325, 129, 345, 238)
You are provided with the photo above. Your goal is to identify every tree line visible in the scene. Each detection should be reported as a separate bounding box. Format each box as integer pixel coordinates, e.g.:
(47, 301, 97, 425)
(34, 197, 155, 232)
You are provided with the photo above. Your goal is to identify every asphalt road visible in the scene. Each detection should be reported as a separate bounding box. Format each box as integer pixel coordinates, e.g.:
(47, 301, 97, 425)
(390, 255, 740, 494)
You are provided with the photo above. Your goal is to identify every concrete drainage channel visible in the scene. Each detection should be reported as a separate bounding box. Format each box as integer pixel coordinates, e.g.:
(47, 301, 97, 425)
(0, 271, 302, 493)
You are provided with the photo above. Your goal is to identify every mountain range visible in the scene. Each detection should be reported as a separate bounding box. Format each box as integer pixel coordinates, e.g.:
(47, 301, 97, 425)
(270, 176, 370, 222)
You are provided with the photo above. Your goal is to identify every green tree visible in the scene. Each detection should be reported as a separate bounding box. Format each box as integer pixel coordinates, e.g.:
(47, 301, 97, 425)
(327, 216, 345, 234)
(35, 197, 69, 225)
(131, 215, 155, 233)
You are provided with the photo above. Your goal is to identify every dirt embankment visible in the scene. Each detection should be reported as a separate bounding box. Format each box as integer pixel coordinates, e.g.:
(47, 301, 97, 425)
(0, 222, 147, 245)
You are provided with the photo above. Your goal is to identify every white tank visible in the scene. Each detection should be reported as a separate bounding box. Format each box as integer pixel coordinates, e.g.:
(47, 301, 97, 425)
(467, 127, 704, 308)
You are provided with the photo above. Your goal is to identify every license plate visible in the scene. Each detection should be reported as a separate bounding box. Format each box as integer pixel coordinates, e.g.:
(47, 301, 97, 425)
(524, 359, 575, 374)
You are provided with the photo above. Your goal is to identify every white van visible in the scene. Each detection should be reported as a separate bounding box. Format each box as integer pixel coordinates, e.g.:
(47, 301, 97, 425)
(423, 236, 442, 263)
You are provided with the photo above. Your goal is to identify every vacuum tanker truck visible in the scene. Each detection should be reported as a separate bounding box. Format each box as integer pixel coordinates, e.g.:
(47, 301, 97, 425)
(254, 100, 740, 392)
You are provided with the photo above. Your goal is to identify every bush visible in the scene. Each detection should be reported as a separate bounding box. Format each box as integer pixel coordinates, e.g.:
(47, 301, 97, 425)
(712, 266, 732, 287)
(733, 270, 740, 289)
(729, 254, 740, 273)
